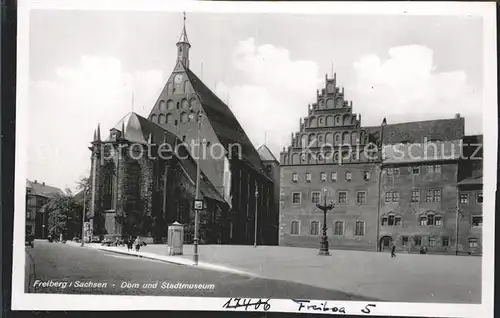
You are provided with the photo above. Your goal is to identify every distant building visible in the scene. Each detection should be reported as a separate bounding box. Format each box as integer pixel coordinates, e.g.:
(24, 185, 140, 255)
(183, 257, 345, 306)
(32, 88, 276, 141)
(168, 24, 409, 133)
(279, 73, 482, 255)
(26, 180, 64, 238)
(87, 17, 279, 245)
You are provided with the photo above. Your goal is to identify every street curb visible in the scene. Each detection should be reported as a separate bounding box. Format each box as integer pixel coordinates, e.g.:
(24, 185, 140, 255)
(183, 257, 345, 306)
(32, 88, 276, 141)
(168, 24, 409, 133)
(75, 243, 261, 278)
(100, 247, 261, 277)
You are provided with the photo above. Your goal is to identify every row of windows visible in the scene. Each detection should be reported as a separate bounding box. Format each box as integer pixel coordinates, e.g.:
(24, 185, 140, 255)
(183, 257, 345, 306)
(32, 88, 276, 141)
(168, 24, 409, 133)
(290, 220, 365, 236)
(399, 236, 479, 248)
(304, 114, 356, 129)
(290, 189, 483, 206)
(291, 165, 443, 183)
(386, 189, 441, 203)
(386, 165, 442, 176)
(150, 111, 192, 126)
(381, 214, 445, 227)
(460, 191, 484, 204)
(289, 222, 481, 248)
(292, 190, 366, 205)
(292, 171, 370, 183)
(294, 131, 363, 149)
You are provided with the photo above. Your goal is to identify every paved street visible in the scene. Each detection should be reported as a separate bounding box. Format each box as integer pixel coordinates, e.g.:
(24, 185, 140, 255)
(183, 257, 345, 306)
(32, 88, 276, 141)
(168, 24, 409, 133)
(138, 244, 482, 303)
(25, 241, 374, 300)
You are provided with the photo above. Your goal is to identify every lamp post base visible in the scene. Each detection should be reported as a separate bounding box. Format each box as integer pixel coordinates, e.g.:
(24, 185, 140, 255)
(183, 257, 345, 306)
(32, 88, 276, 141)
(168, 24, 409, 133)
(319, 238, 330, 256)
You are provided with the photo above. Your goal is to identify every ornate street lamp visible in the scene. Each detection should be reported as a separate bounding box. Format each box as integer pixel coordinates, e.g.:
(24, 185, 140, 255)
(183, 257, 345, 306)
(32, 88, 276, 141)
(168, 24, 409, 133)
(317, 188, 334, 256)
(189, 102, 204, 265)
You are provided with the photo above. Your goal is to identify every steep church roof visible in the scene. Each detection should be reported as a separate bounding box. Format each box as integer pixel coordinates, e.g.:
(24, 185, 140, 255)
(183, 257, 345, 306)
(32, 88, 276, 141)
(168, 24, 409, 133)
(257, 145, 278, 163)
(184, 68, 267, 174)
(105, 112, 227, 203)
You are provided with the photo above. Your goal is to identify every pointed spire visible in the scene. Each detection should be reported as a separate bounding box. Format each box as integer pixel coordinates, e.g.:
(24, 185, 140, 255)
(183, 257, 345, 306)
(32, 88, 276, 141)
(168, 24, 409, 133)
(178, 11, 190, 44)
(96, 123, 101, 141)
(382, 117, 387, 126)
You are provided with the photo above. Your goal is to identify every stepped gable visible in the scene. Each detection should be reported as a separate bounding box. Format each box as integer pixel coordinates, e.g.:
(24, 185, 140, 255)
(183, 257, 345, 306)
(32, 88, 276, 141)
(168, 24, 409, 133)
(366, 116, 465, 145)
(258, 144, 278, 163)
(106, 112, 226, 203)
(184, 68, 266, 173)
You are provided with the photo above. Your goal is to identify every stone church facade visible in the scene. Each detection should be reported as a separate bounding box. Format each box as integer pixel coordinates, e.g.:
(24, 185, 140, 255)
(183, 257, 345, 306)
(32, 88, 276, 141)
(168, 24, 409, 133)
(87, 18, 279, 245)
(279, 73, 483, 255)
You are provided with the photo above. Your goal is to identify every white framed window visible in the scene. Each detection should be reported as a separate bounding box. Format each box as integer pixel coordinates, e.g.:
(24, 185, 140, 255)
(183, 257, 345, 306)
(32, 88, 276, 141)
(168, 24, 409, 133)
(434, 216, 443, 226)
(460, 192, 469, 204)
(471, 215, 483, 227)
(435, 165, 442, 173)
(345, 172, 352, 181)
(292, 173, 298, 182)
(320, 172, 327, 182)
(305, 173, 312, 183)
(310, 221, 320, 236)
(419, 216, 427, 226)
(425, 189, 441, 202)
(311, 191, 321, 204)
(338, 191, 348, 204)
(334, 221, 344, 236)
(468, 238, 478, 248)
(476, 192, 483, 203)
(363, 171, 370, 181)
(354, 221, 365, 236)
(411, 190, 420, 202)
(292, 192, 301, 204)
(356, 191, 366, 205)
(291, 221, 300, 235)
(331, 172, 337, 182)
(385, 191, 399, 203)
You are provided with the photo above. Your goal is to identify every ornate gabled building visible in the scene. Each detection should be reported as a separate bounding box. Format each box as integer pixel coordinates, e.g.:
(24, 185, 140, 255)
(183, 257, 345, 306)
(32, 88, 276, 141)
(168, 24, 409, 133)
(88, 16, 279, 245)
(279, 72, 483, 255)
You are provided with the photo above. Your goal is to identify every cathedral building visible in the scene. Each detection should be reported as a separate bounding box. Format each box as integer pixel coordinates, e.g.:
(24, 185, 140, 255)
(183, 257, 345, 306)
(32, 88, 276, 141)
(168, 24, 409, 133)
(279, 73, 483, 255)
(87, 17, 279, 245)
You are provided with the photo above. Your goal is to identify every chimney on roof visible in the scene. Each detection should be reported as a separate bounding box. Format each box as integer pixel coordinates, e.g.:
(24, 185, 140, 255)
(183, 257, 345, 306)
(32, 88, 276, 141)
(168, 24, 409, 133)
(455, 113, 461, 119)
(34, 180, 37, 184)
(42, 182, 45, 186)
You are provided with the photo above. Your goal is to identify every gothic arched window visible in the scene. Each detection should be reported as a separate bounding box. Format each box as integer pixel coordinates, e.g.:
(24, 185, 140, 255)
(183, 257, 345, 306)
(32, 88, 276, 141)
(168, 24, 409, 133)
(167, 100, 175, 110)
(159, 100, 167, 112)
(158, 114, 166, 124)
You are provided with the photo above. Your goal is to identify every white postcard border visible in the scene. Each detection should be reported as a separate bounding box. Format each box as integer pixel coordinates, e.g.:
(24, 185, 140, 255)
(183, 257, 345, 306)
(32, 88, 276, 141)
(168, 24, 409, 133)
(12, 1, 497, 317)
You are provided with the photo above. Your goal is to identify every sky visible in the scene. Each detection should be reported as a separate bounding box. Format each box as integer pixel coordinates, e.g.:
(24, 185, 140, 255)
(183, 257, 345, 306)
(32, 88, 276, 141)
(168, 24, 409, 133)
(27, 10, 484, 192)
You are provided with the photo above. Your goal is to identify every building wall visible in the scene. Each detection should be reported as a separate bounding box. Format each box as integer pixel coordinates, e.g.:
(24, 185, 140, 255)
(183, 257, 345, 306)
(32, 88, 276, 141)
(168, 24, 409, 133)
(280, 163, 380, 250)
(458, 186, 483, 255)
(379, 162, 459, 254)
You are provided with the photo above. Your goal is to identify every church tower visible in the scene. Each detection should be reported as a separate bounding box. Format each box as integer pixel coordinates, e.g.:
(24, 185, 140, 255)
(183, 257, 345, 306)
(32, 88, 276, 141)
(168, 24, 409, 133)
(176, 12, 190, 69)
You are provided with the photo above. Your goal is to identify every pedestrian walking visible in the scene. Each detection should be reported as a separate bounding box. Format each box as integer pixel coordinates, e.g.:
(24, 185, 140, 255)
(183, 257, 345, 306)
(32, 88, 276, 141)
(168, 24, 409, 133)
(391, 244, 396, 258)
(134, 237, 141, 252)
(127, 236, 134, 251)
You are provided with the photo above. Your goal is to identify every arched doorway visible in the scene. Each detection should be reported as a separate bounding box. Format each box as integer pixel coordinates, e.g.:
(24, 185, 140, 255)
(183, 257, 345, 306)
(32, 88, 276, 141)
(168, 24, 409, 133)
(380, 236, 392, 252)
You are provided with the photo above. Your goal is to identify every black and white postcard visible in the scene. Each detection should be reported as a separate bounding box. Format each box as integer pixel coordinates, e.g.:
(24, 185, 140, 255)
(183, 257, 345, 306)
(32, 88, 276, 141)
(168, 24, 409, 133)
(13, 1, 496, 317)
